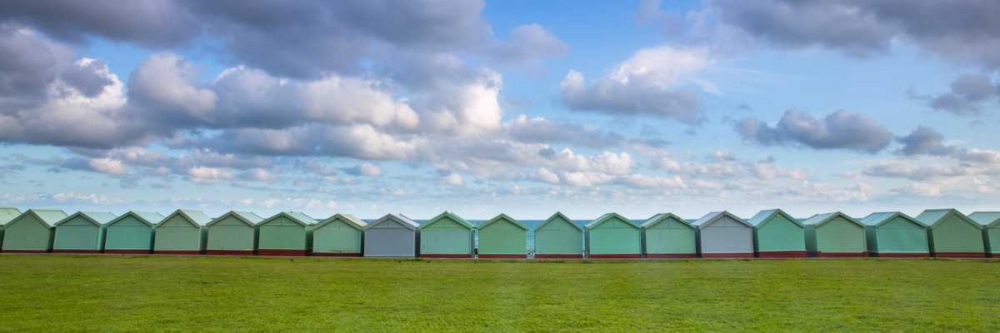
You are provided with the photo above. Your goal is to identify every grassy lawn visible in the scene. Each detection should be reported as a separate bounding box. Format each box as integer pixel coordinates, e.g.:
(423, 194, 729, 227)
(0, 256, 998, 331)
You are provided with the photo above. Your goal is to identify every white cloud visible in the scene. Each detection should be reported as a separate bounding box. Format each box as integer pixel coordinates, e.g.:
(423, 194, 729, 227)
(357, 163, 382, 177)
(533, 168, 560, 184)
(187, 166, 234, 182)
(442, 173, 464, 186)
(87, 158, 127, 175)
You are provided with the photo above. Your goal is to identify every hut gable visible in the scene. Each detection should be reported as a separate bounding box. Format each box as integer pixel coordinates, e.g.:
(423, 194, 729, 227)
(0, 207, 21, 226)
(478, 214, 527, 231)
(585, 212, 639, 230)
(107, 211, 165, 227)
(3, 209, 67, 252)
(747, 209, 803, 228)
(802, 212, 867, 255)
(802, 212, 865, 229)
(365, 213, 419, 231)
(916, 209, 981, 230)
(208, 211, 263, 227)
(859, 211, 929, 256)
(421, 211, 475, 230)
(861, 212, 925, 228)
(55, 212, 117, 227)
(535, 212, 581, 232)
(261, 212, 318, 227)
(157, 209, 212, 228)
(314, 214, 367, 230)
(969, 212, 1000, 228)
(641, 213, 693, 229)
(14, 209, 70, 228)
(691, 211, 751, 229)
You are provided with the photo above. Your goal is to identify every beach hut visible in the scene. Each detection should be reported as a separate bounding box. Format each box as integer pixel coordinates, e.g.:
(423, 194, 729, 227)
(419, 211, 475, 258)
(364, 213, 419, 257)
(969, 212, 1000, 257)
(747, 209, 807, 258)
(257, 212, 316, 256)
(477, 214, 528, 259)
(103, 211, 164, 254)
(311, 214, 367, 256)
(0, 207, 22, 249)
(205, 211, 263, 255)
(860, 212, 929, 257)
(641, 213, 696, 258)
(691, 211, 754, 258)
(585, 213, 641, 259)
(801, 212, 867, 257)
(154, 209, 212, 255)
(52, 212, 116, 253)
(534, 212, 583, 259)
(916, 209, 985, 257)
(2, 209, 67, 253)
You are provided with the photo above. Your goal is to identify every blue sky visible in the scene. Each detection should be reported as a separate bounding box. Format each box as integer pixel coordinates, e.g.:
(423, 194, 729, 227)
(1, 0, 999, 220)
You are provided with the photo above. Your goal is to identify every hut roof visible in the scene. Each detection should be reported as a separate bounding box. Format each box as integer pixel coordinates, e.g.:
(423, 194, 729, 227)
(535, 212, 581, 231)
(315, 214, 367, 230)
(56, 211, 116, 227)
(366, 213, 419, 230)
(479, 213, 527, 231)
(421, 211, 474, 230)
(15, 209, 69, 228)
(691, 211, 751, 229)
(208, 211, 263, 227)
(108, 211, 165, 227)
(0, 207, 22, 226)
(262, 211, 317, 227)
(969, 212, 1000, 228)
(915, 209, 981, 229)
(802, 212, 865, 228)
(158, 209, 213, 228)
(860, 212, 926, 228)
(585, 212, 638, 229)
(747, 209, 803, 228)
(640, 213, 692, 229)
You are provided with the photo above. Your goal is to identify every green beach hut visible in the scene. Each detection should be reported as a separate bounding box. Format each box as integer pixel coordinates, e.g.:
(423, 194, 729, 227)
(641, 213, 696, 258)
(860, 212, 929, 257)
(802, 212, 867, 257)
(969, 212, 1000, 257)
(2, 209, 67, 253)
(586, 213, 641, 259)
(206, 211, 263, 255)
(747, 209, 806, 258)
(916, 209, 985, 257)
(153, 209, 212, 255)
(533, 212, 583, 259)
(52, 212, 116, 253)
(311, 214, 367, 256)
(257, 212, 317, 256)
(0, 207, 22, 249)
(104, 211, 165, 254)
(419, 211, 474, 258)
(477, 214, 528, 258)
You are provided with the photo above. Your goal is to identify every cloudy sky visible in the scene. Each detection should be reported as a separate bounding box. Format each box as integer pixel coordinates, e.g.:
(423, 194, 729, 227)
(1, 0, 999, 220)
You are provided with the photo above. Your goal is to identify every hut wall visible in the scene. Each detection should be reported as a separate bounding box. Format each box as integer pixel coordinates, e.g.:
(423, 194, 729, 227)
(364, 221, 415, 257)
(534, 218, 582, 256)
(815, 217, 865, 253)
(755, 216, 805, 252)
(154, 216, 202, 252)
(3, 215, 53, 251)
(478, 221, 526, 255)
(988, 227, 1000, 255)
(644, 219, 695, 254)
(53, 218, 102, 251)
(258, 216, 307, 250)
(700, 217, 752, 254)
(105, 216, 153, 250)
(420, 217, 472, 255)
(930, 216, 984, 253)
(873, 217, 928, 254)
(313, 220, 362, 254)
(588, 219, 640, 255)
(207, 217, 255, 251)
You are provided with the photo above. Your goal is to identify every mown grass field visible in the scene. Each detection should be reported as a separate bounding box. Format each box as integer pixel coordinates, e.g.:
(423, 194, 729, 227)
(0, 256, 998, 331)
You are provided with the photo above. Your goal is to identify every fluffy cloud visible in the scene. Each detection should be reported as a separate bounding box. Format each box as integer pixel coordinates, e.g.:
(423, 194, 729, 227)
(560, 46, 710, 124)
(736, 109, 892, 153)
(129, 53, 217, 124)
(488, 24, 569, 66)
(896, 126, 957, 156)
(442, 173, 464, 186)
(505, 115, 625, 148)
(712, 0, 1000, 69)
(926, 74, 998, 116)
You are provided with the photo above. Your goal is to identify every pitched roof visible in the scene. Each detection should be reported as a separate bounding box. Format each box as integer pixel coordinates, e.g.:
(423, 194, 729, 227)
(968, 212, 1000, 227)
(108, 211, 165, 227)
(801, 212, 865, 228)
(535, 212, 581, 231)
(56, 211, 117, 227)
(0, 207, 22, 226)
(915, 209, 980, 229)
(315, 213, 367, 230)
(691, 211, 751, 229)
(154, 209, 211, 228)
(585, 212, 638, 229)
(860, 212, 926, 228)
(15, 209, 69, 228)
(640, 213, 692, 229)
(208, 211, 263, 227)
(420, 211, 474, 230)
(746, 209, 803, 228)
(261, 211, 317, 227)
(366, 213, 419, 230)
(478, 213, 528, 231)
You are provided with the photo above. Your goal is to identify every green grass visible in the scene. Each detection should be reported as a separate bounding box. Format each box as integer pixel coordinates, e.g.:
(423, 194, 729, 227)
(1, 256, 999, 331)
